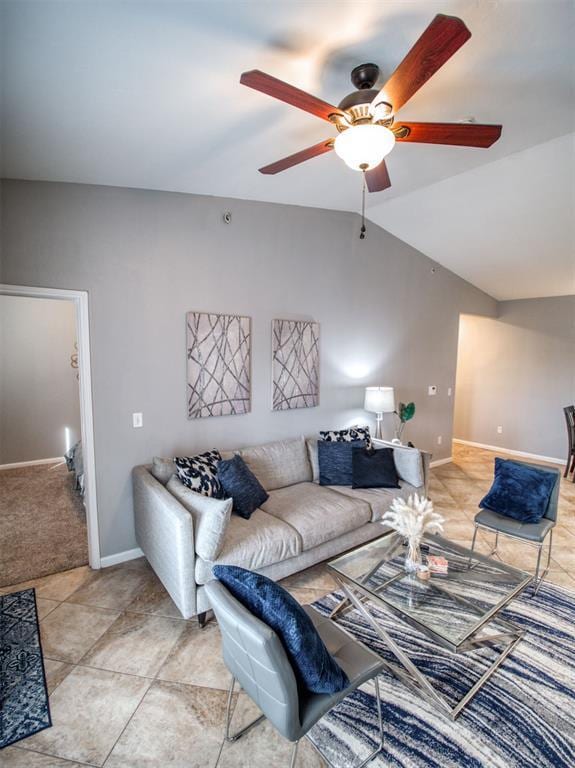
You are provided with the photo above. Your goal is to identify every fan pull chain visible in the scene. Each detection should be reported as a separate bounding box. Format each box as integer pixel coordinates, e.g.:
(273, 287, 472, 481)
(360, 171, 367, 240)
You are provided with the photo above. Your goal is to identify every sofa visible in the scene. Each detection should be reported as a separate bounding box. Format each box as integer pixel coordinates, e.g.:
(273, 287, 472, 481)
(132, 436, 431, 619)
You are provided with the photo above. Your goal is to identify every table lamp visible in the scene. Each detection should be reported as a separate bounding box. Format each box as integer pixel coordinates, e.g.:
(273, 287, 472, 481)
(364, 386, 395, 439)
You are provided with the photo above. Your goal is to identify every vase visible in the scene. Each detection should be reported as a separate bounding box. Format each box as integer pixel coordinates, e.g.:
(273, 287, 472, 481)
(404, 538, 422, 573)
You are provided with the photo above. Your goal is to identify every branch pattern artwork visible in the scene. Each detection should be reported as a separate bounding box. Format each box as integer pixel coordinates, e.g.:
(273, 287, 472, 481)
(272, 319, 320, 411)
(187, 311, 251, 419)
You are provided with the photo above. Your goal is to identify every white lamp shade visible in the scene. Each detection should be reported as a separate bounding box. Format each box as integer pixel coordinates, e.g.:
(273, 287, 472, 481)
(334, 125, 395, 171)
(364, 386, 395, 414)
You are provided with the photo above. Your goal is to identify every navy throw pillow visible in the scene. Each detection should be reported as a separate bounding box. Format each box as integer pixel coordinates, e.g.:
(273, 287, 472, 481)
(352, 447, 400, 489)
(217, 455, 269, 519)
(318, 439, 366, 486)
(479, 458, 557, 524)
(213, 565, 349, 694)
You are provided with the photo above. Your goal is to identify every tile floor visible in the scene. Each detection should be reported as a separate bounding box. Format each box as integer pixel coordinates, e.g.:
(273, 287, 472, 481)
(2, 445, 574, 767)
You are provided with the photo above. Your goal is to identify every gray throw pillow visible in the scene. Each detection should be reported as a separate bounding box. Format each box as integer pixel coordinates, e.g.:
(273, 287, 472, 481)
(151, 456, 175, 486)
(167, 475, 232, 561)
(391, 446, 424, 487)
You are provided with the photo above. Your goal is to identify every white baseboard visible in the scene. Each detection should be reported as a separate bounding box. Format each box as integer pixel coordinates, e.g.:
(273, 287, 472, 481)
(452, 439, 566, 466)
(0, 456, 64, 470)
(430, 457, 453, 468)
(100, 547, 144, 568)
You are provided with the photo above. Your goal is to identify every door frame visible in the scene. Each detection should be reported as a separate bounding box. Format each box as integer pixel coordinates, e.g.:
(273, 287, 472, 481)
(0, 284, 101, 568)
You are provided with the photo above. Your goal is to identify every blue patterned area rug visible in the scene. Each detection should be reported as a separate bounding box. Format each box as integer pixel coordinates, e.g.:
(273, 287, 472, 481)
(0, 588, 51, 748)
(309, 584, 575, 768)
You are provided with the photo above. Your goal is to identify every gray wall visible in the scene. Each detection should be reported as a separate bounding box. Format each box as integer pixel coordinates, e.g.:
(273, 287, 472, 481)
(0, 295, 81, 464)
(454, 296, 575, 461)
(0, 180, 496, 558)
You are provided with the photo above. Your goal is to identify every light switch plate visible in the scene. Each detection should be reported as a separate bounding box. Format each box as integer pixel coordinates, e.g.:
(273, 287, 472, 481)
(132, 412, 143, 428)
(447, 387, 452, 397)
(497, 425, 503, 434)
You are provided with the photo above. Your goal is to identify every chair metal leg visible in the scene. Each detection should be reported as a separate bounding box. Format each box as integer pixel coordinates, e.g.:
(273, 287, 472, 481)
(224, 675, 265, 742)
(468, 524, 479, 567)
(289, 740, 299, 768)
(532, 529, 553, 596)
(355, 675, 385, 767)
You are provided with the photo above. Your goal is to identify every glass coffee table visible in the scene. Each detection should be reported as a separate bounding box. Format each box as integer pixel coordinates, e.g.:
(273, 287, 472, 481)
(328, 531, 532, 719)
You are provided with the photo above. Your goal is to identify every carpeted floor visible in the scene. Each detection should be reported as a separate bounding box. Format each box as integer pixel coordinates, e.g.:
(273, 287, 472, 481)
(0, 461, 88, 587)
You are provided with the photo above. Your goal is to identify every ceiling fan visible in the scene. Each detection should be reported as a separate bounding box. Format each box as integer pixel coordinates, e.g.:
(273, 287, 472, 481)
(240, 14, 502, 193)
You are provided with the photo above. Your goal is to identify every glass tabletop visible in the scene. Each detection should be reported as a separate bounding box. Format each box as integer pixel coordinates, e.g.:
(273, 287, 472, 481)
(328, 532, 532, 651)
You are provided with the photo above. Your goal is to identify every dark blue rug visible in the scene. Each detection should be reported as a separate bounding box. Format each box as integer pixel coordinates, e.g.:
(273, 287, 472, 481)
(309, 583, 575, 768)
(0, 588, 52, 748)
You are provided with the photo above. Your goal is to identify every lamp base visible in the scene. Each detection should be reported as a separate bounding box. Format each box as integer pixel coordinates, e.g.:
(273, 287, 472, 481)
(375, 413, 383, 440)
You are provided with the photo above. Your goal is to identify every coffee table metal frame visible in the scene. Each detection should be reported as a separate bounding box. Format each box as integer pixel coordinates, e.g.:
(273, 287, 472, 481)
(327, 534, 532, 720)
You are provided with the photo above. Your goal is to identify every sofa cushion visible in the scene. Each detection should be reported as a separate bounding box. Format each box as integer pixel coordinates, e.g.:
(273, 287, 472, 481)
(167, 475, 232, 561)
(240, 437, 312, 491)
(194, 509, 302, 584)
(330, 481, 421, 522)
(261, 482, 371, 551)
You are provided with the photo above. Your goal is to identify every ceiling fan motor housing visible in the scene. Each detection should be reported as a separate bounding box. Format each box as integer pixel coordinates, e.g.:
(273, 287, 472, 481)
(337, 63, 393, 130)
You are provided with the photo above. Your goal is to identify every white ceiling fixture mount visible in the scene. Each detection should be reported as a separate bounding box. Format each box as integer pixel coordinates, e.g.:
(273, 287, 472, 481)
(240, 15, 502, 193)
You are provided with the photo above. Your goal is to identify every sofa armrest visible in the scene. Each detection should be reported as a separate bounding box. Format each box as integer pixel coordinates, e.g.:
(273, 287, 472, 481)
(132, 465, 197, 618)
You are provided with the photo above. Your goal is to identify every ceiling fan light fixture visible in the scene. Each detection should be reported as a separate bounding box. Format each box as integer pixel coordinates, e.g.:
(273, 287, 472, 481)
(334, 124, 395, 171)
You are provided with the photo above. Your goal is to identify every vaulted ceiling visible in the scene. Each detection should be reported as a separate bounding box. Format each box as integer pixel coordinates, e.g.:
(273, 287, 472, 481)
(1, 0, 574, 299)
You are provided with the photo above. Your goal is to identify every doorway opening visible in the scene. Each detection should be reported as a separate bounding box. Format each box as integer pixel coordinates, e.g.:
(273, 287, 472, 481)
(0, 285, 100, 587)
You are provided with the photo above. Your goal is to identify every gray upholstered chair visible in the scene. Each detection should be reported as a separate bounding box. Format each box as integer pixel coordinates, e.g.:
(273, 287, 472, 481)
(470, 460, 561, 595)
(205, 580, 386, 768)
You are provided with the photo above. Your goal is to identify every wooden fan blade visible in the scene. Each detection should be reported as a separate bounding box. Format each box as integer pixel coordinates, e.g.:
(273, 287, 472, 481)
(396, 122, 502, 147)
(240, 70, 344, 122)
(373, 15, 471, 114)
(259, 139, 334, 175)
(365, 160, 391, 192)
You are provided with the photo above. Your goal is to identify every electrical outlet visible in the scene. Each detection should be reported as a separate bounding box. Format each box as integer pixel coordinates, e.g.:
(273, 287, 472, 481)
(428, 385, 437, 396)
(437, 435, 443, 445)
(132, 412, 143, 428)
(497, 425, 503, 434)
(447, 387, 452, 397)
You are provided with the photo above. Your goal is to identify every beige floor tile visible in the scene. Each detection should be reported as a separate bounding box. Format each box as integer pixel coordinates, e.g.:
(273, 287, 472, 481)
(279, 563, 337, 592)
(21, 666, 150, 766)
(286, 587, 331, 605)
(157, 619, 230, 690)
(0, 747, 87, 767)
(41, 602, 120, 663)
(36, 566, 94, 601)
(43, 658, 74, 694)
(124, 574, 182, 619)
(550, 546, 575, 570)
(80, 611, 185, 677)
(66, 561, 156, 611)
(36, 598, 61, 620)
(217, 693, 326, 768)
(547, 570, 575, 589)
(104, 680, 228, 768)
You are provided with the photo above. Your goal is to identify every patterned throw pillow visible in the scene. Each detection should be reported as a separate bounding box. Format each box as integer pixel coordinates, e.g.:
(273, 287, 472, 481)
(174, 450, 223, 498)
(319, 426, 372, 449)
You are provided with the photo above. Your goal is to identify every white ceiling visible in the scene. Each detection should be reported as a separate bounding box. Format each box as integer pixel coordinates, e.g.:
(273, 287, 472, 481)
(1, 0, 574, 299)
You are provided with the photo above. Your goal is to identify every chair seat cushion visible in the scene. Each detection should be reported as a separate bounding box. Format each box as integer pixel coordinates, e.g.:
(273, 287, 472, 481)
(329, 481, 422, 522)
(475, 508, 555, 542)
(195, 509, 301, 584)
(261, 483, 371, 550)
(479, 458, 557, 523)
(213, 565, 350, 694)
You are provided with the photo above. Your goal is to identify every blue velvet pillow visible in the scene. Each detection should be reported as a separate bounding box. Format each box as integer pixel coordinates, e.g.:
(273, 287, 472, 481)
(318, 439, 366, 486)
(479, 458, 557, 524)
(217, 455, 269, 520)
(213, 565, 350, 694)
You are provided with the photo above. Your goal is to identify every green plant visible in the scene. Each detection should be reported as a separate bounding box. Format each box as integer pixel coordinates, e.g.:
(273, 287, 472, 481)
(395, 401, 415, 440)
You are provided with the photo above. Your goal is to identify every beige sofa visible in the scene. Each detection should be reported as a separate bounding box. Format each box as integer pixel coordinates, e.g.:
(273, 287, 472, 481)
(132, 436, 431, 619)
